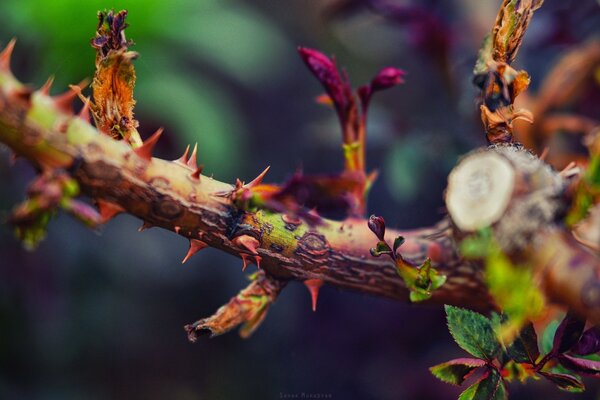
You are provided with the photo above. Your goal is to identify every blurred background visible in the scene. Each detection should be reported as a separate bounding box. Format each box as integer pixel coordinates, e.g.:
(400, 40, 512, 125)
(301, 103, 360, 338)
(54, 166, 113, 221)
(0, 0, 599, 399)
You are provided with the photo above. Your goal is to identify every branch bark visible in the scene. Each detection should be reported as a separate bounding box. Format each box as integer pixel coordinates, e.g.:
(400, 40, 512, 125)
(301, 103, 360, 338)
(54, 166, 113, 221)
(0, 62, 493, 312)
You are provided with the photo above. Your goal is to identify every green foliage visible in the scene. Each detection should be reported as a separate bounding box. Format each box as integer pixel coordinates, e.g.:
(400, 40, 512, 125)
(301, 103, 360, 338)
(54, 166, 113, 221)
(458, 370, 506, 400)
(430, 358, 486, 386)
(445, 305, 500, 361)
(505, 322, 539, 364)
(432, 307, 600, 398)
(368, 216, 446, 302)
(538, 371, 584, 393)
(460, 229, 544, 342)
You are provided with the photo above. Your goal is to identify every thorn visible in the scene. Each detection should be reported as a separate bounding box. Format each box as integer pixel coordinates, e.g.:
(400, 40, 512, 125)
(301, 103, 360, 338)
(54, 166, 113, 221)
(174, 144, 190, 166)
(174, 226, 181, 234)
(78, 97, 92, 122)
(9, 151, 18, 166)
(241, 253, 250, 271)
(245, 166, 270, 188)
(138, 221, 153, 232)
(308, 208, 320, 218)
(53, 79, 90, 114)
(0, 38, 16, 71)
(560, 161, 580, 178)
(186, 143, 198, 169)
(540, 146, 549, 162)
(182, 239, 208, 264)
(97, 199, 124, 223)
(39, 76, 55, 96)
(232, 234, 260, 255)
(235, 178, 244, 190)
(190, 164, 203, 180)
(254, 255, 261, 269)
(304, 278, 324, 312)
(133, 128, 163, 161)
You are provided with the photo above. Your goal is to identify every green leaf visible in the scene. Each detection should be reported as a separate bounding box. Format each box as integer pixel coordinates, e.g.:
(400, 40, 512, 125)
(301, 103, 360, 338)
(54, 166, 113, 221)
(506, 322, 540, 364)
(370, 241, 392, 257)
(538, 371, 585, 393)
(445, 305, 500, 360)
(393, 236, 405, 254)
(410, 290, 431, 302)
(459, 229, 493, 259)
(458, 370, 507, 400)
(485, 245, 545, 343)
(542, 320, 560, 355)
(430, 358, 486, 386)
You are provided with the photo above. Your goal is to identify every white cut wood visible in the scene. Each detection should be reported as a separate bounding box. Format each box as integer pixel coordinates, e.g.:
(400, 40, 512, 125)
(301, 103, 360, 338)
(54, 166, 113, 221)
(446, 152, 515, 231)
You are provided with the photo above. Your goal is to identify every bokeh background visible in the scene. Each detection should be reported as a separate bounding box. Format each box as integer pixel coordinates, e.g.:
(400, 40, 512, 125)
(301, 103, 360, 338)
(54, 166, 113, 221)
(0, 0, 599, 399)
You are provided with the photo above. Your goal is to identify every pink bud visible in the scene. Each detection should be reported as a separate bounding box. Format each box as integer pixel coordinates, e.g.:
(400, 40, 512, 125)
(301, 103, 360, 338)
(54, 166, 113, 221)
(371, 67, 405, 92)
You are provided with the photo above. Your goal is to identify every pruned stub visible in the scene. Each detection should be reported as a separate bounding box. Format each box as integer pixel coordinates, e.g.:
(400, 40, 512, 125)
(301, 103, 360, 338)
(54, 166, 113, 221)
(446, 143, 566, 252)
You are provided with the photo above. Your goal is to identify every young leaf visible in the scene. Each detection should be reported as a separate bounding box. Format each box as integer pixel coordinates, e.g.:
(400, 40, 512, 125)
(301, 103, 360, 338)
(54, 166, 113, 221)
(430, 358, 486, 386)
(445, 305, 500, 361)
(553, 311, 586, 354)
(538, 371, 585, 392)
(541, 320, 559, 355)
(572, 326, 600, 356)
(458, 369, 507, 400)
(393, 235, 405, 255)
(558, 354, 600, 377)
(506, 322, 539, 364)
(370, 241, 392, 257)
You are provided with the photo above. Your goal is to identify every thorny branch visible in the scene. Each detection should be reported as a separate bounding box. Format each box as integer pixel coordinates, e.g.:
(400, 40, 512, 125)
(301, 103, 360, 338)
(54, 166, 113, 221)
(0, 3, 598, 342)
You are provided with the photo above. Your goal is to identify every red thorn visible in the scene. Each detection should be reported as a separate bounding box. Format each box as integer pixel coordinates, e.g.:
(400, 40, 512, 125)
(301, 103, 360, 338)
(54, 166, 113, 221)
(9, 151, 18, 166)
(540, 146, 549, 162)
(304, 278, 324, 312)
(53, 79, 90, 114)
(0, 38, 16, 71)
(254, 255, 262, 269)
(308, 208, 320, 218)
(39, 76, 55, 96)
(78, 97, 92, 123)
(245, 166, 270, 188)
(241, 253, 250, 271)
(235, 178, 244, 190)
(97, 199, 124, 223)
(174, 144, 190, 166)
(190, 164, 204, 181)
(186, 143, 198, 169)
(182, 239, 208, 264)
(138, 221, 153, 232)
(232, 234, 260, 255)
(174, 226, 181, 234)
(133, 128, 163, 161)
